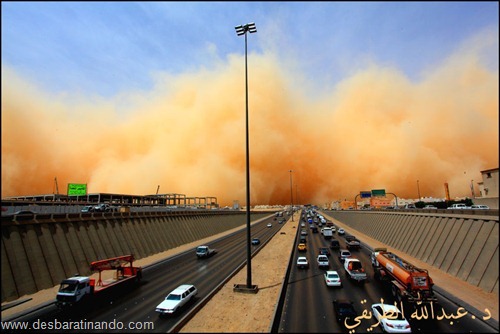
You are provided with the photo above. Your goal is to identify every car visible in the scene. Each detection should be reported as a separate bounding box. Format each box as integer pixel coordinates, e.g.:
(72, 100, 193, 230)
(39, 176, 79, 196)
(447, 203, 469, 209)
(330, 239, 340, 250)
(338, 249, 351, 262)
(318, 247, 330, 257)
(471, 204, 490, 210)
(278, 218, 286, 224)
(301, 222, 305, 227)
(13, 210, 35, 215)
(299, 236, 307, 244)
(93, 203, 111, 212)
(155, 284, 198, 315)
(81, 205, 94, 213)
(324, 270, 342, 287)
(371, 303, 411, 333)
(251, 238, 260, 245)
(267, 223, 272, 228)
(300, 229, 308, 236)
(332, 299, 358, 324)
(331, 226, 336, 233)
(317, 254, 329, 268)
(310, 226, 318, 233)
(337, 228, 345, 235)
(404, 204, 416, 209)
(296, 256, 309, 269)
(423, 205, 438, 209)
(297, 243, 307, 252)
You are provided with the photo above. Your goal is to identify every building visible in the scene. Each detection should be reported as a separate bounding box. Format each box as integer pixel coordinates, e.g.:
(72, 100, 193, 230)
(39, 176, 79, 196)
(475, 168, 499, 209)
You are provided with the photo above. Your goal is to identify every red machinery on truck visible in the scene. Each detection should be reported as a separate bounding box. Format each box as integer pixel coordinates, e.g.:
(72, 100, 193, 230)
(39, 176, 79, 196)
(371, 248, 437, 304)
(56, 255, 142, 308)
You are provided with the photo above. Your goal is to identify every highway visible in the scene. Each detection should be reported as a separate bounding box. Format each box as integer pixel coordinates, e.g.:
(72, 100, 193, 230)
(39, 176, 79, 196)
(3, 216, 282, 333)
(2, 211, 496, 333)
(277, 215, 496, 333)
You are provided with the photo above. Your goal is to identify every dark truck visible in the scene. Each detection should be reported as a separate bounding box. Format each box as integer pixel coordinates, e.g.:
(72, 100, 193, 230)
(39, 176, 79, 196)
(345, 235, 361, 250)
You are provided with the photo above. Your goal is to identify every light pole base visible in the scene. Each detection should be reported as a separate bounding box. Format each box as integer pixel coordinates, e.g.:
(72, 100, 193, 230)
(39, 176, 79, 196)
(233, 284, 259, 294)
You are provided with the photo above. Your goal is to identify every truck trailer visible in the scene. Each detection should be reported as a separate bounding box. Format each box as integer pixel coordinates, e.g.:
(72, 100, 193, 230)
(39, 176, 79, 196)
(371, 248, 437, 304)
(56, 255, 142, 308)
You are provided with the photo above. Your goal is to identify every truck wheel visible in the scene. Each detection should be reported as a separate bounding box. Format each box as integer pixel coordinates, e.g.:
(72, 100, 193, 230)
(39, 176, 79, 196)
(392, 285, 398, 298)
(392, 286, 403, 303)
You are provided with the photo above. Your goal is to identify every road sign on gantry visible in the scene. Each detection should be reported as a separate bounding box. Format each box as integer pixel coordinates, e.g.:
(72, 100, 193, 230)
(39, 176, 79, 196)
(371, 189, 386, 197)
(360, 191, 371, 198)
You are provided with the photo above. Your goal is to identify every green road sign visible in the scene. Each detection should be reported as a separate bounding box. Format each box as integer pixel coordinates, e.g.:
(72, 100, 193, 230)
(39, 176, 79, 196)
(67, 183, 87, 196)
(371, 189, 386, 197)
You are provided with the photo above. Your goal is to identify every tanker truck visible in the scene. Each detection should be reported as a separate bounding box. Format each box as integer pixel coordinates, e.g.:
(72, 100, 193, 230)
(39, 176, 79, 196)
(370, 248, 437, 304)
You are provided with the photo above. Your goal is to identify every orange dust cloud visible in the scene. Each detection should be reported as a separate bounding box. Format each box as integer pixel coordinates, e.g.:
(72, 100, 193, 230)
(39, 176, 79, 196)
(1, 33, 498, 207)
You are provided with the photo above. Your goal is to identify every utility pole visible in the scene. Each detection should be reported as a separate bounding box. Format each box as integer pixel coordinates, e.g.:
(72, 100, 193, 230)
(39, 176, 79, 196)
(54, 177, 59, 195)
(289, 170, 294, 221)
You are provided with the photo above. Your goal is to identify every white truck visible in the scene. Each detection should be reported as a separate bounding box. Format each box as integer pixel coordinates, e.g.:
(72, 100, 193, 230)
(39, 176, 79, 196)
(56, 255, 142, 308)
(344, 258, 367, 283)
(196, 245, 217, 258)
(321, 227, 333, 239)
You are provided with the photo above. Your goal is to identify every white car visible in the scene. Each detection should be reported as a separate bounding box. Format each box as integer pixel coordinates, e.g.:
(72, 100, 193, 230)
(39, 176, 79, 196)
(324, 270, 342, 287)
(338, 249, 351, 263)
(81, 205, 94, 213)
(447, 203, 469, 209)
(337, 228, 345, 235)
(296, 256, 309, 269)
(317, 254, 329, 268)
(471, 204, 489, 209)
(371, 303, 411, 333)
(267, 223, 272, 228)
(423, 205, 437, 209)
(156, 284, 198, 315)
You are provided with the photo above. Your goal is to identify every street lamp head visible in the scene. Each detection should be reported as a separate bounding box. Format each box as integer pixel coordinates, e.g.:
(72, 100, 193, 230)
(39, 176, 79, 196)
(235, 22, 257, 36)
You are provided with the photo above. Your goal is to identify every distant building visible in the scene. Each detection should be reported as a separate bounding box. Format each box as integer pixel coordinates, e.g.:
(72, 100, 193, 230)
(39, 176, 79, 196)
(370, 197, 392, 208)
(339, 200, 355, 210)
(476, 168, 499, 209)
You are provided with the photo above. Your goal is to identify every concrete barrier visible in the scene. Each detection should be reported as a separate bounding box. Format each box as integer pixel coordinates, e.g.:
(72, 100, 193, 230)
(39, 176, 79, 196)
(1, 211, 268, 302)
(328, 211, 498, 295)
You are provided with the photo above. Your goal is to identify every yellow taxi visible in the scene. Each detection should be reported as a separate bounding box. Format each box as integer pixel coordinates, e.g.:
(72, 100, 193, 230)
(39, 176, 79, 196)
(297, 243, 307, 252)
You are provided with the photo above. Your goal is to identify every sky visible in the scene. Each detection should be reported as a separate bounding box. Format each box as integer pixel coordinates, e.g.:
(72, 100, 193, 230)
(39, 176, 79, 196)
(2, 2, 499, 207)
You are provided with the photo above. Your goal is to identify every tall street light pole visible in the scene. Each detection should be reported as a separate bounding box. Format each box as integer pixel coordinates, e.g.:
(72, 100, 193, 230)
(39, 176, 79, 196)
(235, 22, 257, 291)
(289, 170, 294, 221)
(417, 180, 421, 200)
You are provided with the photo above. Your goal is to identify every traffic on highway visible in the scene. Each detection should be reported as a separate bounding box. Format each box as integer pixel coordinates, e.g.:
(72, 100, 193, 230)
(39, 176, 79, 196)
(2, 209, 496, 333)
(276, 209, 496, 333)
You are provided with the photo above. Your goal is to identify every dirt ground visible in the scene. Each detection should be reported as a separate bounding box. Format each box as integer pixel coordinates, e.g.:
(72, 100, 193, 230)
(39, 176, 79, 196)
(2, 211, 498, 332)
